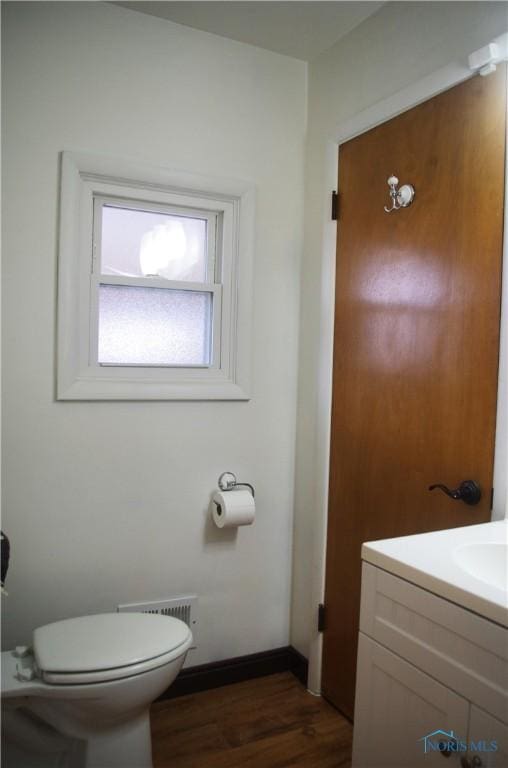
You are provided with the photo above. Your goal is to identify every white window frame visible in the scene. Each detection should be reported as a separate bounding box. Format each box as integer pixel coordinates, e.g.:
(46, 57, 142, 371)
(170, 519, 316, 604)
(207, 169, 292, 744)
(57, 152, 255, 400)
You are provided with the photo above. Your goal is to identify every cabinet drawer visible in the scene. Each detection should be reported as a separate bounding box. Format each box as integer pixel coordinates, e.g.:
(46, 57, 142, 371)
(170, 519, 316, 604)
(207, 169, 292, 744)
(359, 562, 508, 723)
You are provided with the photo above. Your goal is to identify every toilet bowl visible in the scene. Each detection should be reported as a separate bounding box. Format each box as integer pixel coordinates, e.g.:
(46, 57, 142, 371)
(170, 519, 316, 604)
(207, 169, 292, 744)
(1, 612, 193, 768)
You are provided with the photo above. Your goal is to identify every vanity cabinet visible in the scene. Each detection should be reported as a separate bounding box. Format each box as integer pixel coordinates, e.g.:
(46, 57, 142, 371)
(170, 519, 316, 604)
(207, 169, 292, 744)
(468, 707, 508, 768)
(352, 563, 508, 768)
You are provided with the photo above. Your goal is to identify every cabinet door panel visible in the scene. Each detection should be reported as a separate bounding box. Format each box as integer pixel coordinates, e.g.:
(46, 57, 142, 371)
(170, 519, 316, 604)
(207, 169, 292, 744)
(468, 706, 508, 768)
(353, 633, 469, 767)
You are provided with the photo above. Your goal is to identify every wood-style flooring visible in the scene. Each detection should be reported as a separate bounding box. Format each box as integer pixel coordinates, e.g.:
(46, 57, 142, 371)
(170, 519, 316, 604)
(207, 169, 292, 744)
(151, 671, 353, 767)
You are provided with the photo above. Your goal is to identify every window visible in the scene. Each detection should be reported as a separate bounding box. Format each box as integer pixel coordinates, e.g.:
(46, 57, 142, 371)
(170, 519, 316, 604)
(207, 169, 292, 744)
(94, 199, 217, 367)
(57, 152, 254, 399)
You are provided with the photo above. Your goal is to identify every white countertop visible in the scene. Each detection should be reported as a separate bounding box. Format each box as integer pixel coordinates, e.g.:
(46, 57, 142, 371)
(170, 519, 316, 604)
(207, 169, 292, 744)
(362, 520, 508, 627)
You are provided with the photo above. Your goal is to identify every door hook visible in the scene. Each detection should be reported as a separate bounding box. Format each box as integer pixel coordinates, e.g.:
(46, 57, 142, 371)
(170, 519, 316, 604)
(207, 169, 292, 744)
(384, 175, 415, 212)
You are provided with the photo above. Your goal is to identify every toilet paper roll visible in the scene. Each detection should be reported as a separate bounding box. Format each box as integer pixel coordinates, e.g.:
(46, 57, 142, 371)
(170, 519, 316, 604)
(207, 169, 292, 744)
(210, 489, 255, 529)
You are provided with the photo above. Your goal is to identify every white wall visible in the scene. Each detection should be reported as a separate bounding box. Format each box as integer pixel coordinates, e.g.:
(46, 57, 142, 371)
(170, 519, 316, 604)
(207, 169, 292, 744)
(291, 1, 508, 665)
(1, 1, 306, 663)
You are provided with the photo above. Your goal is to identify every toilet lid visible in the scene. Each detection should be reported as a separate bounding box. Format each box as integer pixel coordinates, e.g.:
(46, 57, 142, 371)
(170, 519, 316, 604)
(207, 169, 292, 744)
(33, 613, 191, 674)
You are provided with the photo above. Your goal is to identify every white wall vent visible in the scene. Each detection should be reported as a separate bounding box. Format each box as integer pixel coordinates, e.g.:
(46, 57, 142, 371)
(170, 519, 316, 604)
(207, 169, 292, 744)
(118, 596, 198, 648)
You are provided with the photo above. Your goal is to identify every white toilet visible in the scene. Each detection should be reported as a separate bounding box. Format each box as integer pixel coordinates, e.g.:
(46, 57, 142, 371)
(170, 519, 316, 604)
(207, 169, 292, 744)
(1, 612, 193, 768)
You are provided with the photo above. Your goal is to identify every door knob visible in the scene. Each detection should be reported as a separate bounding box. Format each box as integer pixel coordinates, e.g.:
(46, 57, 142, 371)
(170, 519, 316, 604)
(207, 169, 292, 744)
(428, 480, 482, 506)
(460, 757, 483, 768)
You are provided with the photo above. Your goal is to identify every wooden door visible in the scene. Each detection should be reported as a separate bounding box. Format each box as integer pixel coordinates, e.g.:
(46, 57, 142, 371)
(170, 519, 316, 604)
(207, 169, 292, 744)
(322, 67, 506, 719)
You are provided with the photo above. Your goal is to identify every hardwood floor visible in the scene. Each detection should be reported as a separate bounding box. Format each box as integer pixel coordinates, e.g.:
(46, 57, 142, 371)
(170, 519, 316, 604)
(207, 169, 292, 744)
(151, 672, 353, 767)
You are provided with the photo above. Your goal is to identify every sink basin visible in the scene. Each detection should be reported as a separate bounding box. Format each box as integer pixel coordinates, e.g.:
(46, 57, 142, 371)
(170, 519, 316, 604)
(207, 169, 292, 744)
(362, 520, 508, 626)
(453, 542, 507, 591)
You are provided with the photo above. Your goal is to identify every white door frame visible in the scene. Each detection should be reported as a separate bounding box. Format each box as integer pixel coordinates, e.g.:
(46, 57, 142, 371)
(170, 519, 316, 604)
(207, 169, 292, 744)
(307, 35, 508, 695)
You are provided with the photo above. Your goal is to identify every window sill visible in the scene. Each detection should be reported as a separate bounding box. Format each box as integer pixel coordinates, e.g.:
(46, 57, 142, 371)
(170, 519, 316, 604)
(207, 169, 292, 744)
(57, 370, 250, 401)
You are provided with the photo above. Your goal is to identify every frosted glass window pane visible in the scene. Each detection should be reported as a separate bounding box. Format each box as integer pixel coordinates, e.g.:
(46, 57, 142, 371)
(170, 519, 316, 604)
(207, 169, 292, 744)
(98, 285, 212, 365)
(101, 205, 208, 282)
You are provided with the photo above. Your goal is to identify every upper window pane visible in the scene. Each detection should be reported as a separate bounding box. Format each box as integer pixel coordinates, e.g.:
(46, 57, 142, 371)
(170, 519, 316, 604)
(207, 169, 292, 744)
(100, 204, 208, 282)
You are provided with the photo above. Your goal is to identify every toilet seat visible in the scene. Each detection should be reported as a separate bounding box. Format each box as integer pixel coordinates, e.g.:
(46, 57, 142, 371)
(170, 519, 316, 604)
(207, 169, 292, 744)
(33, 613, 192, 685)
(38, 644, 190, 685)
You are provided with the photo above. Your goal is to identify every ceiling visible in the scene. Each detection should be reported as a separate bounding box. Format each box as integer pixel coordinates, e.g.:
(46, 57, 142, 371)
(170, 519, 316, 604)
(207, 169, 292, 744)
(113, 2, 384, 61)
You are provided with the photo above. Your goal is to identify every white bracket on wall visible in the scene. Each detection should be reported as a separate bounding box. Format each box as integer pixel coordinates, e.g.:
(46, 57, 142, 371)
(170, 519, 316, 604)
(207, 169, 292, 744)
(468, 34, 508, 77)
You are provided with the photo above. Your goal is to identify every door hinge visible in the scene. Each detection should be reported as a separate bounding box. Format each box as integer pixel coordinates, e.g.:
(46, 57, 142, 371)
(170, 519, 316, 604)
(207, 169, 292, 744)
(331, 190, 338, 221)
(490, 487, 494, 510)
(318, 603, 326, 632)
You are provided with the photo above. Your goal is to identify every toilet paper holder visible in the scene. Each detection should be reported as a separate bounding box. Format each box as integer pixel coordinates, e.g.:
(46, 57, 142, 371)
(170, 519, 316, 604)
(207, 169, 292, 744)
(218, 472, 255, 498)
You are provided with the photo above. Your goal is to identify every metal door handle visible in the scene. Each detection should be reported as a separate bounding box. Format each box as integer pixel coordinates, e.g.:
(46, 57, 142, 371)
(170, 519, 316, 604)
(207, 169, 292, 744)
(428, 480, 482, 506)
(460, 756, 483, 768)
